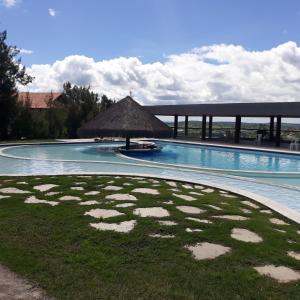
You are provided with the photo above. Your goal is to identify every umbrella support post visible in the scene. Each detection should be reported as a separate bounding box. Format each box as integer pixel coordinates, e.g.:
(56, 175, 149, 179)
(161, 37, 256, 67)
(126, 137, 130, 150)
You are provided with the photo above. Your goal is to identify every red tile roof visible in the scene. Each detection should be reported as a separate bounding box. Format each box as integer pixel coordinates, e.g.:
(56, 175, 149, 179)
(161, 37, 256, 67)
(18, 92, 62, 109)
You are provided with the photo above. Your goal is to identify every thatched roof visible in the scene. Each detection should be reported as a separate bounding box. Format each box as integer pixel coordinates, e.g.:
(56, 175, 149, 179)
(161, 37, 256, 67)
(77, 96, 172, 138)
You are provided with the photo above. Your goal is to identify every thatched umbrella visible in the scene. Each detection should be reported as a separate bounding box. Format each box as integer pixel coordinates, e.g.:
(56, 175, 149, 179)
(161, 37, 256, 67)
(77, 96, 172, 149)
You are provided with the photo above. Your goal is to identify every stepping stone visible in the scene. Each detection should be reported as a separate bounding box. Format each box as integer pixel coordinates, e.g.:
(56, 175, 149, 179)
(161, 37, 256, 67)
(219, 190, 228, 194)
(107, 180, 115, 184)
(59, 196, 81, 201)
(74, 182, 87, 185)
(115, 203, 135, 208)
(242, 201, 259, 209)
(85, 208, 123, 219)
(0, 195, 10, 199)
(287, 251, 300, 261)
(123, 183, 133, 186)
(169, 188, 181, 192)
(240, 208, 252, 214)
(45, 192, 60, 196)
(149, 234, 175, 239)
(152, 184, 160, 187)
(297, 230, 300, 235)
(158, 220, 178, 226)
(33, 184, 58, 192)
(173, 194, 196, 201)
(84, 191, 100, 196)
(185, 242, 231, 260)
(17, 181, 28, 185)
(270, 218, 289, 226)
(254, 265, 300, 283)
(194, 185, 204, 189)
(206, 204, 222, 211)
(132, 188, 160, 195)
(231, 228, 263, 243)
(260, 209, 272, 214)
(90, 220, 136, 233)
(77, 176, 92, 178)
(186, 217, 212, 224)
(163, 200, 174, 205)
(25, 196, 59, 206)
(222, 194, 237, 198)
(105, 194, 137, 201)
(149, 179, 159, 184)
(134, 207, 169, 218)
(138, 180, 148, 184)
(166, 181, 177, 187)
(176, 206, 205, 214)
(186, 228, 203, 233)
(71, 187, 84, 191)
(79, 201, 99, 205)
(182, 184, 193, 189)
(189, 191, 203, 196)
(213, 215, 249, 221)
(274, 228, 286, 233)
(0, 188, 30, 194)
(103, 186, 123, 191)
(202, 188, 214, 193)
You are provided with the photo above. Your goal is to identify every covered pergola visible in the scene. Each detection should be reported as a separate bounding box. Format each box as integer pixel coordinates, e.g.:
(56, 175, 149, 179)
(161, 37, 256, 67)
(144, 101, 300, 147)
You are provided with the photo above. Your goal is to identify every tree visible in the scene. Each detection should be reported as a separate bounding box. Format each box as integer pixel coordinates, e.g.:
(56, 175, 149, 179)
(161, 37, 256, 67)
(99, 94, 114, 111)
(0, 30, 34, 139)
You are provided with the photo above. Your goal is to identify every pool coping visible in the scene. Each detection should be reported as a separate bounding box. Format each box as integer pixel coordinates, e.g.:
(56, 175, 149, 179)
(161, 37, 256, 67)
(0, 171, 299, 225)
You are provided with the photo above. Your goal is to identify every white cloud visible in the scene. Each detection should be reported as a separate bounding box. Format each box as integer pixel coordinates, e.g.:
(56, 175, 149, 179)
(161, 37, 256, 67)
(22, 41, 300, 105)
(48, 8, 56, 17)
(18, 48, 34, 55)
(2, 0, 17, 8)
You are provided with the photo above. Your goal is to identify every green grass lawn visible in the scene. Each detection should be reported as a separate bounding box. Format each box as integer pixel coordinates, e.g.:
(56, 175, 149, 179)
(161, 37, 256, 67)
(0, 175, 299, 299)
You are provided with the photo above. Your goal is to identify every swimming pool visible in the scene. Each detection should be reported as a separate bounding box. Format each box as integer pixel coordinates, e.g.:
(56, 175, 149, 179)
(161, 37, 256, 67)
(125, 141, 300, 173)
(0, 141, 300, 218)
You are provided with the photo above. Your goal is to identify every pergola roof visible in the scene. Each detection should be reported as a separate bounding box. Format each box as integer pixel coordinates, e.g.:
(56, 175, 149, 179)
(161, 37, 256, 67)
(144, 101, 300, 117)
(78, 96, 172, 138)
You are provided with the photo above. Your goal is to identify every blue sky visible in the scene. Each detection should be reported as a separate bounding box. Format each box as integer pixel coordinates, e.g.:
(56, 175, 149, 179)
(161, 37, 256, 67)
(2, 0, 300, 66)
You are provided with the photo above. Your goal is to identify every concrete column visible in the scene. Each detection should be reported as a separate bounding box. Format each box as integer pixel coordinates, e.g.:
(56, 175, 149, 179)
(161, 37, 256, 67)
(275, 116, 281, 147)
(234, 116, 242, 144)
(269, 116, 274, 142)
(173, 115, 178, 138)
(201, 115, 207, 140)
(208, 116, 213, 139)
(184, 116, 189, 136)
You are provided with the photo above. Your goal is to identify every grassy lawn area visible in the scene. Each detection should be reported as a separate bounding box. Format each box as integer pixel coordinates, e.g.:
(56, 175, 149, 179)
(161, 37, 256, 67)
(0, 175, 299, 299)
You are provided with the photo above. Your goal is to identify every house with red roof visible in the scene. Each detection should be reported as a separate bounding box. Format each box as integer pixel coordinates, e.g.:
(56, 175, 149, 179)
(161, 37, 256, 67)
(18, 92, 62, 109)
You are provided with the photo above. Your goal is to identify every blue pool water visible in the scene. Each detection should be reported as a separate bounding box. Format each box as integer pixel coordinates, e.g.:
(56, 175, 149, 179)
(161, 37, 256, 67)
(125, 141, 300, 173)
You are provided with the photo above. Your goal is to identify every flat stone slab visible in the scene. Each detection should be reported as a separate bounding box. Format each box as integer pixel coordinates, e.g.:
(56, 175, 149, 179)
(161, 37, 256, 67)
(71, 187, 84, 191)
(79, 201, 99, 205)
(260, 209, 272, 214)
(115, 203, 135, 208)
(202, 188, 214, 193)
(103, 186, 123, 191)
(186, 217, 213, 224)
(240, 208, 252, 214)
(134, 207, 170, 218)
(84, 191, 100, 196)
(59, 196, 81, 201)
(242, 200, 259, 209)
(33, 184, 58, 192)
(206, 204, 222, 211)
(25, 196, 59, 206)
(85, 208, 124, 219)
(45, 192, 60, 196)
(189, 192, 203, 196)
(176, 206, 205, 214)
(270, 218, 289, 225)
(16, 181, 28, 185)
(123, 183, 133, 186)
(90, 220, 136, 233)
(0, 188, 30, 194)
(213, 215, 249, 221)
(0, 195, 10, 200)
(105, 194, 137, 201)
(222, 194, 237, 198)
(194, 185, 204, 189)
(74, 182, 87, 185)
(149, 234, 175, 239)
(231, 228, 263, 243)
(158, 220, 178, 226)
(166, 181, 177, 187)
(186, 242, 231, 260)
(182, 184, 193, 189)
(254, 265, 300, 283)
(131, 188, 160, 195)
(186, 228, 203, 233)
(173, 194, 196, 201)
(288, 251, 300, 261)
(163, 200, 174, 205)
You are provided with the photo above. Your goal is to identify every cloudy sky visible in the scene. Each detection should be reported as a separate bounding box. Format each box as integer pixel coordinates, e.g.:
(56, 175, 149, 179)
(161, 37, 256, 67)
(2, 0, 300, 106)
